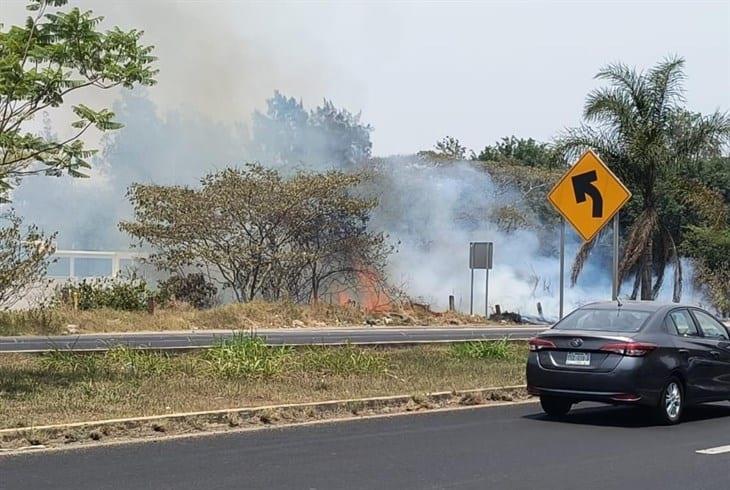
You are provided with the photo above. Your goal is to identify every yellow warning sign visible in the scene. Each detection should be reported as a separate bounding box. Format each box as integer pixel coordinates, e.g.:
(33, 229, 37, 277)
(548, 150, 631, 242)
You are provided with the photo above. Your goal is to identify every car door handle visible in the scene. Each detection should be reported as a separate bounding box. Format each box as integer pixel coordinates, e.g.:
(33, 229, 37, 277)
(710, 351, 721, 359)
(678, 349, 690, 356)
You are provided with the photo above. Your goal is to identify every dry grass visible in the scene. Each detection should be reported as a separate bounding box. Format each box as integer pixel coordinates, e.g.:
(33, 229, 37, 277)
(0, 300, 491, 336)
(0, 343, 527, 429)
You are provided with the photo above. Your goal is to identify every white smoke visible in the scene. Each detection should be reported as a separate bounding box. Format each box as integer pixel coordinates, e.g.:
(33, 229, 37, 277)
(368, 157, 618, 319)
(12, 90, 712, 317)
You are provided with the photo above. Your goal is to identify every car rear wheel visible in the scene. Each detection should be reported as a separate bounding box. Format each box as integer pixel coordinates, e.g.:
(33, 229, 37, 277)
(657, 378, 683, 425)
(540, 396, 572, 417)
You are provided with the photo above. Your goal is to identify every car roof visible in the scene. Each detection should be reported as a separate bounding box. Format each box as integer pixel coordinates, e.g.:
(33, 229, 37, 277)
(578, 300, 696, 314)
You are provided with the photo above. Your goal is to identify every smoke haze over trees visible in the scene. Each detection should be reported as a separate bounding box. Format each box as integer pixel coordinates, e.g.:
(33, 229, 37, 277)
(9, 78, 728, 315)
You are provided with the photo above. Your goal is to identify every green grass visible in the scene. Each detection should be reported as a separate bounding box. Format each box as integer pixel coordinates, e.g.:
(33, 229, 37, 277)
(203, 335, 292, 378)
(298, 344, 388, 375)
(0, 343, 528, 429)
(450, 339, 517, 361)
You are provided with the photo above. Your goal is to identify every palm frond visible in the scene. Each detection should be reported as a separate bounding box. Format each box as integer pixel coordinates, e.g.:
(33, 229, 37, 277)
(584, 87, 636, 129)
(648, 55, 686, 124)
(618, 209, 659, 284)
(570, 232, 600, 286)
(594, 61, 649, 118)
(629, 267, 641, 300)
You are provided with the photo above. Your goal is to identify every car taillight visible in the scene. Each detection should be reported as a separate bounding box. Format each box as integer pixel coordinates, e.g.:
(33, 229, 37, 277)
(528, 338, 556, 351)
(600, 342, 656, 357)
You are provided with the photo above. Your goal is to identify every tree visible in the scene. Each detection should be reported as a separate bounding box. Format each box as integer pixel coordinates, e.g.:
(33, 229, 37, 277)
(120, 164, 391, 303)
(434, 136, 467, 160)
(557, 56, 730, 301)
(0, 210, 55, 308)
(475, 136, 563, 169)
(250, 91, 372, 170)
(0, 0, 157, 199)
(682, 226, 730, 316)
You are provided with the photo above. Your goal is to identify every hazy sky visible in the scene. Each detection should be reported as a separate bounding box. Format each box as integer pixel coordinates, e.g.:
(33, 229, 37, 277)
(4, 0, 730, 155)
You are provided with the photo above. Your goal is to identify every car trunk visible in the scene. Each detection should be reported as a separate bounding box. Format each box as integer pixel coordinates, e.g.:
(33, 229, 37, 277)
(536, 330, 635, 373)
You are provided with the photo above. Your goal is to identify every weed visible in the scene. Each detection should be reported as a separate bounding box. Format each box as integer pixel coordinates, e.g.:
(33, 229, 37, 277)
(39, 351, 105, 377)
(105, 347, 172, 377)
(299, 344, 388, 375)
(203, 335, 291, 378)
(451, 339, 515, 361)
(0, 307, 61, 336)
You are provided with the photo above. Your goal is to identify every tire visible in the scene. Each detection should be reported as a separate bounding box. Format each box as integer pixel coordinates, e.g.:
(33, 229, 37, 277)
(656, 378, 683, 425)
(540, 395, 572, 417)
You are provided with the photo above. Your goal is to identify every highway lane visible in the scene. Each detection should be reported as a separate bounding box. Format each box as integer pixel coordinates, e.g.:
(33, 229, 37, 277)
(3, 401, 730, 489)
(0, 326, 545, 353)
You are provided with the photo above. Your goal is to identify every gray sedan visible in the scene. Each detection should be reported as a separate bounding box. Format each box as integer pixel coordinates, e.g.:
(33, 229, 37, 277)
(526, 301, 730, 424)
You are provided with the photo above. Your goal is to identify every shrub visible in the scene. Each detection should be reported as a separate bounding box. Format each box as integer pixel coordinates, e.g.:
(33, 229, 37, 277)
(57, 275, 156, 311)
(451, 339, 515, 361)
(157, 273, 218, 309)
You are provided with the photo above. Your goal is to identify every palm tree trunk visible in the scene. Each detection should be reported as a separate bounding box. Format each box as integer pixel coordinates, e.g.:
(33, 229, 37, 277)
(640, 238, 653, 300)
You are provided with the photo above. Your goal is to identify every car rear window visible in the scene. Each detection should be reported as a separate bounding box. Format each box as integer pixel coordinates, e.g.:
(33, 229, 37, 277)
(553, 308, 652, 332)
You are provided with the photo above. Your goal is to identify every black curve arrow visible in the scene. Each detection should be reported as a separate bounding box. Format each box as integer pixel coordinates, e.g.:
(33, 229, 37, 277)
(571, 170, 603, 218)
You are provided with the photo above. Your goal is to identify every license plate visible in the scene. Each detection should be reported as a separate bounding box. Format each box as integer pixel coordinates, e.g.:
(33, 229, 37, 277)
(565, 352, 591, 366)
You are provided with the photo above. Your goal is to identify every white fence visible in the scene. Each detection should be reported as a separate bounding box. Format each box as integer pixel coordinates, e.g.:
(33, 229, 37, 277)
(49, 250, 148, 280)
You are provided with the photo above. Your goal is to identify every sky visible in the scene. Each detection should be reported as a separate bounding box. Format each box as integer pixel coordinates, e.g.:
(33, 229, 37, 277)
(3, 0, 729, 155)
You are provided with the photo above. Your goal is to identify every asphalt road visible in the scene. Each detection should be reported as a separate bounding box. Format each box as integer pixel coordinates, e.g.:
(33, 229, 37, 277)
(3, 401, 730, 489)
(0, 326, 545, 353)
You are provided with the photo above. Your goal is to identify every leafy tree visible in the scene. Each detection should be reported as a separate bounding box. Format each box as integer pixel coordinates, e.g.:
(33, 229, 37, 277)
(682, 226, 730, 315)
(475, 136, 563, 169)
(0, 210, 55, 308)
(120, 164, 391, 303)
(556, 56, 730, 301)
(250, 91, 372, 169)
(433, 136, 467, 160)
(0, 0, 157, 199)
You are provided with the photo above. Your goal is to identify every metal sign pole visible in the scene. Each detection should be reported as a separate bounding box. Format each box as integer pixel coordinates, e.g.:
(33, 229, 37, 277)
(485, 268, 489, 319)
(612, 212, 619, 301)
(559, 217, 565, 320)
(470, 268, 474, 315)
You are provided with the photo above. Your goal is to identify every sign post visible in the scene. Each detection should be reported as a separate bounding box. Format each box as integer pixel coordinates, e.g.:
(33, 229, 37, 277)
(559, 217, 565, 319)
(547, 150, 631, 314)
(612, 213, 619, 301)
(469, 242, 493, 317)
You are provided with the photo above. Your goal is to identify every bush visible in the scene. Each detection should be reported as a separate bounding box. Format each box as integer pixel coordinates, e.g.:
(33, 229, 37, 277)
(57, 276, 156, 311)
(451, 339, 515, 361)
(157, 273, 218, 309)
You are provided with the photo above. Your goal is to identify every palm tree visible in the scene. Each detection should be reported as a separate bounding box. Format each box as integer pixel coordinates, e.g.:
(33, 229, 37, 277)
(557, 56, 730, 301)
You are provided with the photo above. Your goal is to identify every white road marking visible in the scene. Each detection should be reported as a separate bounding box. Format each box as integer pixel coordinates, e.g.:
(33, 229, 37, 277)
(696, 445, 730, 455)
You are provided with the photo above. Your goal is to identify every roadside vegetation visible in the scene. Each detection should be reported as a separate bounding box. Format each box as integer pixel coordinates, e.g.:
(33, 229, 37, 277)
(0, 299, 486, 336)
(451, 338, 517, 361)
(0, 341, 527, 429)
(0, 1, 727, 332)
